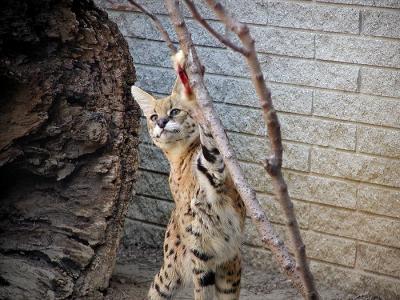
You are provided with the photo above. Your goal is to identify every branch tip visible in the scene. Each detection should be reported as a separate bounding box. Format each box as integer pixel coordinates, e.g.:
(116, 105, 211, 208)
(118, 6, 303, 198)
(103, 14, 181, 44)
(166, 0, 319, 297)
(125, 0, 177, 55)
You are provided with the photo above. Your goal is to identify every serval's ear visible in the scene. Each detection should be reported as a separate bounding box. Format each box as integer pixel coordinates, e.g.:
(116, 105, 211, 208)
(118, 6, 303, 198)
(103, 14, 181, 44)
(131, 86, 156, 117)
(171, 76, 184, 97)
(171, 50, 192, 100)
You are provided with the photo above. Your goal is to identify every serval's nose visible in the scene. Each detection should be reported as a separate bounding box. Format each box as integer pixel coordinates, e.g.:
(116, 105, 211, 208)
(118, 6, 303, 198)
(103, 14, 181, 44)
(157, 117, 169, 129)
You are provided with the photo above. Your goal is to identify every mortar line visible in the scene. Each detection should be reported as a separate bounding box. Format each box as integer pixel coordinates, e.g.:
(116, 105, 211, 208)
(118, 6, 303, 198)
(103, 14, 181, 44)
(130, 36, 400, 71)
(243, 241, 400, 280)
(135, 193, 173, 203)
(135, 63, 400, 102)
(247, 216, 400, 252)
(126, 217, 168, 229)
(108, 6, 400, 36)
(243, 162, 400, 193)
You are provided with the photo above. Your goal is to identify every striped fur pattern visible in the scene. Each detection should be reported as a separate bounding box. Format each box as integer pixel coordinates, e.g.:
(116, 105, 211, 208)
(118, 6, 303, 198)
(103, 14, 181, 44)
(131, 52, 246, 300)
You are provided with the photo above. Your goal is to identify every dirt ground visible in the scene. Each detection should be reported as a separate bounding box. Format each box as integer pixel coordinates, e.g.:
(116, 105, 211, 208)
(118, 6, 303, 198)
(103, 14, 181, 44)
(105, 246, 382, 300)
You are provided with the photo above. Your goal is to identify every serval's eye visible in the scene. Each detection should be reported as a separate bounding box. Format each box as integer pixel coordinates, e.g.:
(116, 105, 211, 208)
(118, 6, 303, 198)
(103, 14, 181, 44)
(169, 108, 181, 117)
(150, 114, 158, 122)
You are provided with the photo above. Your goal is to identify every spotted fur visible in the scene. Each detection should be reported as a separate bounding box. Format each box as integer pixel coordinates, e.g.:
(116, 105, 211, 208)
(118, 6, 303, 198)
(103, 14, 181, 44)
(132, 52, 246, 300)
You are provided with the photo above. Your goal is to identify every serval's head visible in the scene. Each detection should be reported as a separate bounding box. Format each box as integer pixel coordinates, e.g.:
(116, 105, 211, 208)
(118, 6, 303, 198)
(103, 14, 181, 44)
(131, 77, 199, 153)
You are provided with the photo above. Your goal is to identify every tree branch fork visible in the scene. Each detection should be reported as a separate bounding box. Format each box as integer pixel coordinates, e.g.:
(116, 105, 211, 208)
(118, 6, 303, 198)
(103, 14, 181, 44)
(118, 0, 320, 299)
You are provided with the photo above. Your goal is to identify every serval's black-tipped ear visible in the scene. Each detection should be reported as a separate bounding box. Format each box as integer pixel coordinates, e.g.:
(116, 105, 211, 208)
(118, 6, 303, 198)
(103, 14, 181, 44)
(171, 76, 184, 96)
(171, 50, 186, 97)
(131, 86, 156, 117)
(171, 50, 193, 101)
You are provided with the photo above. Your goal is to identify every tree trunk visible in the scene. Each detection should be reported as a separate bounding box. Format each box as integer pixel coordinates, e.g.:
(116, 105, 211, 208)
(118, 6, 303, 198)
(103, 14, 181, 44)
(0, 0, 140, 299)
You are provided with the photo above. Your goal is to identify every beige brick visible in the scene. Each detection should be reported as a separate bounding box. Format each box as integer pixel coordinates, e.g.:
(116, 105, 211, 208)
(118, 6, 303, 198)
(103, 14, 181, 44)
(270, 83, 313, 115)
(109, 11, 224, 48)
(129, 38, 249, 77)
(227, 132, 268, 163)
(303, 231, 356, 267)
(285, 172, 357, 209)
(220, 0, 269, 24)
(241, 162, 272, 193)
(227, 132, 310, 171)
(251, 25, 315, 58)
(311, 261, 364, 295)
(258, 195, 310, 229)
(132, 40, 360, 92)
(243, 164, 336, 207)
(103, 0, 220, 19)
(357, 185, 400, 219)
(357, 243, 400, 277)
(128, 196, 173, 226)
(245, 219, 356, 267)
(317, 0, 400, 8)
(282, 143, 310, 172)
(206, 76, 313, 115)
(197, 47, 249, 77)
(362, 10, 400, 39)
(242, 245, 278, 271)
(128, 38, 170, 68)
(357, 126, 400, 159)
(135, 64, 175, 95)
(313, 90, 400, 128)
(309, 205, 400, 248)
(280, 114, 356, 150)
(103, 0, 270, 24)
(361, 67, 400, 98)
(215, 104, 265, 136)
(268, 1, 359, 33)
(261, 56, 360, 91)
(205, 76, 257, 106)
(122, 219, 166, 249)
(218, 105, 340, 147)
(135, 170, 172, 200)
(111, 0, 168, 15)
(311, 148, 400, 188)
(316, 34, 400, 68)
(139, 144, 169, 173)
(311, 261, 400, 299)
(243, 218, 262, 247)
(243, 219, 286, 249)
(139, 117, 152, 144)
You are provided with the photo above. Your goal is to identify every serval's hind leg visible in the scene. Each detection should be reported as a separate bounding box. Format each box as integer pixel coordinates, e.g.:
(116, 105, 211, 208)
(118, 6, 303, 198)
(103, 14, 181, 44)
(215, 255, 241, 300)
(191, 255, 216, 300)
(148, 223, 183, 300)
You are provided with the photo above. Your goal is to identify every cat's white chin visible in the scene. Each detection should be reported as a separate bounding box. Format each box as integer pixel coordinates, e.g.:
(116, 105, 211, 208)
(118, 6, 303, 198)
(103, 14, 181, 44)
(153, 126, 164, 138)
(153, 130, 178, 143)
(153, 124, 181, 139)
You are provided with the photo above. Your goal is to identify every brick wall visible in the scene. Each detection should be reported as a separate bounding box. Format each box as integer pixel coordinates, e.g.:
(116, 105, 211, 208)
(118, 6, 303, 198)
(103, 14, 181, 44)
(96, 0, 400, 298)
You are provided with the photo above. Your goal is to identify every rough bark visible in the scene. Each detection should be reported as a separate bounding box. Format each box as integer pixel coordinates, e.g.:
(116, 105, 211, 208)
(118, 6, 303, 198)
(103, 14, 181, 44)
(0, 0, 140, 299)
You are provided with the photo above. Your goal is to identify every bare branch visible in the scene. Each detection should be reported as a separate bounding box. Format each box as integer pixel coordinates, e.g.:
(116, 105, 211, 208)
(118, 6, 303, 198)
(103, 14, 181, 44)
(164, 0, 312, 298)
(202, 1, 319, 299)
(129, 0, 319, 298)
(183, 0, 247, 55)
(122, 0, 177, 55)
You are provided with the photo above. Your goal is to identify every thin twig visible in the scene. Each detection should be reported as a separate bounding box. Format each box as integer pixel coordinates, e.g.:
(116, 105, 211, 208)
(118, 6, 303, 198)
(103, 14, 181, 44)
(165, 0, 309, 297)
(127, 0, 319, 297)
(123, 0, 177, 55)
(189, 0, 319, 298)
(183, 0, 247, 54)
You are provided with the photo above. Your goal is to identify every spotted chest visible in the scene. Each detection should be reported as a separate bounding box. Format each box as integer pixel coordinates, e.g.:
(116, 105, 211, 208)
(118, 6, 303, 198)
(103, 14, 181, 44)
(170, 148, 245, 266)
(131, 54, 246, 299)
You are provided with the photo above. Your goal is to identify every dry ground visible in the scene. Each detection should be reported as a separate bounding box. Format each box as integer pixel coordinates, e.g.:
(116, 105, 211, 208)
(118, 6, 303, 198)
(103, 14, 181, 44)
(105, 246, 381, 300)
